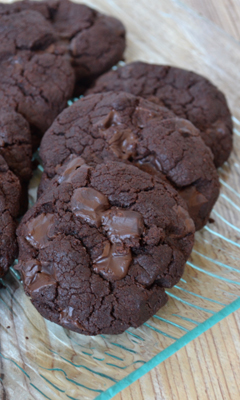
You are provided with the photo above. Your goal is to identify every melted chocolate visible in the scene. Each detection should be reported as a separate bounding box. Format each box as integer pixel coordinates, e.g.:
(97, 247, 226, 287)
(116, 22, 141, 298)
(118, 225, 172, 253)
(41, 261, 55, 277)
(101, 208, 144, 243)
(97, 109, 137, 160)
(28, 273, 56, 295)
(135, 159, 167, 181)
(109, 129, 137, 160)
(60, 307, 85, 330)
(20, 259, 41, 286)
(137, 153, 163, 175)
(57, 156, 87, 183)
(93, 242, 132, 280)
(25, 214, 55, 249)
(134, 106, 160, 128)
(71, 187, 110, 226)
(97, 109, 122, 129)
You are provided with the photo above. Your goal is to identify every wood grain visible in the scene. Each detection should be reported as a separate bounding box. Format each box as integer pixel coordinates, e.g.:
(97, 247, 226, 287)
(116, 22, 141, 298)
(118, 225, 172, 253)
(113, 1, 240, 399)
(113, 310, 240, 400)
(183, 0, 240, 41)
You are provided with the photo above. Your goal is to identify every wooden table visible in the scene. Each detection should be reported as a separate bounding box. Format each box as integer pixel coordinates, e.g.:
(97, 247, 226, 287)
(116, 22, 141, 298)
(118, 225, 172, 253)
(113, 1, 240, 399)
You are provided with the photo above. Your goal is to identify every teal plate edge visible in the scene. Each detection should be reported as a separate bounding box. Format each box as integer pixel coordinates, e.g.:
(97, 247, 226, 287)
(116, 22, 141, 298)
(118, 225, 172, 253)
(95, 298, 240, 400)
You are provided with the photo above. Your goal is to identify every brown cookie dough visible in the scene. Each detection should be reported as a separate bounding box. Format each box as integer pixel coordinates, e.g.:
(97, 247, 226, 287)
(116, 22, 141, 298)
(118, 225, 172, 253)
(39, 91, 220, 230)
(17, 159, 195, 335)
(86, 62, 233, 167)
(0, 156, 21, 277)
(0, 0, 126, 83)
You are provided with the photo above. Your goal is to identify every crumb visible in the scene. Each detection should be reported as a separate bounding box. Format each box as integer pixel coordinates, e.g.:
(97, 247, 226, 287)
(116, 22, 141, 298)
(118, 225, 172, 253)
(208, 217, 215, 223)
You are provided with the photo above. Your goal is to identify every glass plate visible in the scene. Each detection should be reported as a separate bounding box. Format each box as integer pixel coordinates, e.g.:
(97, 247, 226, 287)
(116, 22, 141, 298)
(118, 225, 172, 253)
(1, 0, 240, 399)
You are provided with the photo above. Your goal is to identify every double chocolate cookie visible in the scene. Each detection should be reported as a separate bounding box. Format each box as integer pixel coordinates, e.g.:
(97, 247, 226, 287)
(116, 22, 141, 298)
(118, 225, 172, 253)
(0, 9, 75, 137)
(0, 0, 126, 83)
(0, 156, 21, 277)
(17, 159, 194, 335)
(0, 109, 32, 183)
(0, 108, 32, 212)
(86, 61, 233, 167)
(40, 91, 220, 230)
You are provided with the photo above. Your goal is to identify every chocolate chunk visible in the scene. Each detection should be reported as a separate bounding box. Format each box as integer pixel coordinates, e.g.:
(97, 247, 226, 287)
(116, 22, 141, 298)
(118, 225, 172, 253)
(57, 156, 86, 183)
(71, 187, 109, 227)
(28, 273, 57, 296)
(25, 213, 55, 249)
(97, 109, 122, 130)
(93, 242, 132, 280)
(109, 129, 137, 160)
(16, 259, 41, 286)
(60, 307, 86, 331)
(101, 208, 144, 243)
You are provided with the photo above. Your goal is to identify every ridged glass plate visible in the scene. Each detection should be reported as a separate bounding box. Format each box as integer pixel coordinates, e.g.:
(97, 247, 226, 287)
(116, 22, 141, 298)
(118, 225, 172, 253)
(1, 0, 240, 399)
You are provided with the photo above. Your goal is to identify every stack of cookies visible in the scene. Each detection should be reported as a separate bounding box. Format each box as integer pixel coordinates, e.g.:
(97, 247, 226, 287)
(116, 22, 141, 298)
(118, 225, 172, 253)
(0, 0, 125, 277)
(0, 0, 233, 335)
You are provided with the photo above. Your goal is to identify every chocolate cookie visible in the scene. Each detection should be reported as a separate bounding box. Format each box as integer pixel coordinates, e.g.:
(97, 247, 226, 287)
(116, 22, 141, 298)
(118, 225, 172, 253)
(0, 0, 126, 83)
(0, 108, 32, 212)
(17, 159, 194, 335)
(39, 92, 220, 230)
(0, 156, 21, 277)
(0, 108, 32, 183)
(54, 0, 126, 81)
(0, 10, 75, 141)
(86, 62, 233, 167)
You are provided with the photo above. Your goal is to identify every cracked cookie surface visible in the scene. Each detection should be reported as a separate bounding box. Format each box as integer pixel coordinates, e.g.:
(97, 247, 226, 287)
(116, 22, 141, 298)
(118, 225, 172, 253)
(0, 10, 75, 133)
(0, 156, 21, 277)
(0, 0, 126, 82)
(0, 109, 32, 183)
(86, 61, 233, 167)
(40, 91, 220, 230)
(0, 9, 75, 155)
(17, 159, 194, 335)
